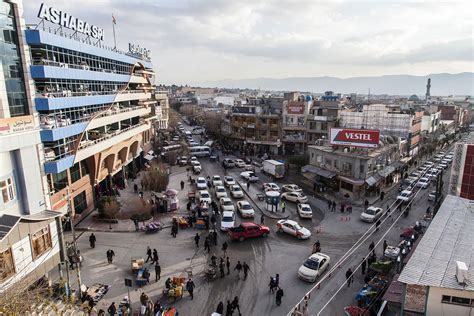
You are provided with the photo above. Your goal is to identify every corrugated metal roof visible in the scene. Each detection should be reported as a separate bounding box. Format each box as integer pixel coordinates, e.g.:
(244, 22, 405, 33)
(398, 195, 474, 291)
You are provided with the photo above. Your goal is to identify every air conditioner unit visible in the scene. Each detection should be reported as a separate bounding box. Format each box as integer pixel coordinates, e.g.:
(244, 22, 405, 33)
(456, 261, 468, 284)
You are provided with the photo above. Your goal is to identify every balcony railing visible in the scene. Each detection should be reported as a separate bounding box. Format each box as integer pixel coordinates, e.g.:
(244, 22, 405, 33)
(36, 89, 146, 99)
(78, 122, 148, 150)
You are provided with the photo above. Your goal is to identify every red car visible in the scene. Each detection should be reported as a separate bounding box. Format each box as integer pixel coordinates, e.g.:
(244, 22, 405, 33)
(228, 222, 270, 242)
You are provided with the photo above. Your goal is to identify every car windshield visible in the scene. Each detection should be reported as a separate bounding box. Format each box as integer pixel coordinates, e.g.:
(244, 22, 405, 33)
(201, 193, 209, 198)
(197, 179, 205, 183)
(242, 204, 251, 210)
(225, 177, 234, 182)
(301, 206, 310, 212)
(365, 209, 377, 215)
(222, 216, 233, 222)
(217, 188, 225, 192)
(224, 201, 232, 206)
(232, 187, 240, 191)
(213, 176, 220, 180)
(303, 258, 320, 270)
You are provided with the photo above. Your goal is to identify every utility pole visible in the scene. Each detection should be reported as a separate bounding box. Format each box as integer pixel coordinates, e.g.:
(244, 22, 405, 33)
(65, 191, 82, 300)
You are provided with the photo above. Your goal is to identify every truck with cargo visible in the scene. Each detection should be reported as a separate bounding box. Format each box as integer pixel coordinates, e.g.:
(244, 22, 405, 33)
(262, 160, 285, 179)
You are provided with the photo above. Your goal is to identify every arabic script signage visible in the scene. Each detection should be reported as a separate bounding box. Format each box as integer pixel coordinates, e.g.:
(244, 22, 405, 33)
(0, 115, 35, 135)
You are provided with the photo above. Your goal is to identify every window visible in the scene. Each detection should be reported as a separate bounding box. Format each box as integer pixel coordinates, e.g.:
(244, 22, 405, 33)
(73, 191, 87, 214)
(70, 163, 81, 183)
(31, 227, 53, 259)
(0, 247, 15, 281)
(441, 295, 473, 306)
(321, 123, 328, 131)
(80, 161, 89, 177)
(1, 177, 15, 203)
(360, 164, 365, 174)
(340, 181, 353, 192)
(51, 170, 68, 192)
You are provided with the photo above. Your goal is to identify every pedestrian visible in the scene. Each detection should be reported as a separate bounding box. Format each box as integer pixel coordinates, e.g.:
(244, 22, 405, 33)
(226, 300, 233, 316)
(369, 241, 375, 256)
(226, 257, 231, 275)
(345, 268, 353, 287)
(210, 214, 217, 230)
(134, 183, 138, 193)
(368, 253, 376, 267)
(219, 259, 225, 278)
(222, 241, 228, 257)
(180, 180, 185, 190)
(89, 233, 96, 248)
(171, 225, 178, 238)
(246, 181, 250, 191)
(212, 230, 218, 245)
(146, 246, 152, 262)
(142, 268, 150, 284)
(340, 203, 345, 213)
(332, 201, 336, 211)
(260, 214, 264, 225)
(327, 200, 332, 209)
(281, 200, 286, 213)
(216, 301, 224, 315)
(383, 240, 388, 253)
(269, 276, 276, 293)
(106, 249, 115, 264)
(186, 278, 195, 299)
(275, 273, 280, 287)
(242, 262, 250, 280)
(155, 262, 161, 281)
(380, 191, 385, 201)
(364, 199, 369, 208)
(153, 301, 162, 315)
(204, 237, 210, 253)
(361, 258, 366, 275)
(275, 287, 284, 306)
(107, 302, 117, 315)
(152, 249, 159, 263)
(232, 296, 241, 316)
(187, 201, 192, 212)
(194, 233, 200, 248)
(139, 292, 148, 306)
(234, 261, 243, 279)
(375, 219, 381, 231)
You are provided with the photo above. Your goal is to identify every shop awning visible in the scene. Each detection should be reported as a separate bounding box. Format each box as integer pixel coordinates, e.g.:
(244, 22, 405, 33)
(378, 165, 396, 178)
(144, 154, 154, 161)
(365, 173, 382, 186)
(338, 175, 365, 186)
(301, 165, 337, 179)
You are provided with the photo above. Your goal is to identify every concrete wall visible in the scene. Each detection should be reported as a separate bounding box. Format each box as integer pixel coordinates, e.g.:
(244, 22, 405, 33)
(426, 286, 474, 316)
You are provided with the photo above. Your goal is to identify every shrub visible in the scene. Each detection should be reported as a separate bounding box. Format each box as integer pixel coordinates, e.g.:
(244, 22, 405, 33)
(97, 196, 120, 219)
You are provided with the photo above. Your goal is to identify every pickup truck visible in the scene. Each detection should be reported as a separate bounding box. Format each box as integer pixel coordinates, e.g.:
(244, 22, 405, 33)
(228, 222, 270, 242)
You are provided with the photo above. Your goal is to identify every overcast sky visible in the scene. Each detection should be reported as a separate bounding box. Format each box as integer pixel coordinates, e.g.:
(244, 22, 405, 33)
(23, 0, 473, 85)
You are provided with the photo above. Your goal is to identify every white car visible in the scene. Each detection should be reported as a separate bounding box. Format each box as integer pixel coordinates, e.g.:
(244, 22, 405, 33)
(198, 190, 212, 204)
(196, 177, 207, 190)
(236, 200, 255, 218)
(276, 219, 311, 239)
(428, 191, 437, 201)
(189, 156, 198, 163)
(298, 253, 331, 282)
(212, 175, 223, 187)
(281, 184, 303, 193)
(215, 186, 228, 199)
(240, 171, 258, 182)
(439, 162, 448, 169)
(297, 204, 313, 219)
(360, 206, 383, 223)
(416, 177, 430, 189)
(224, 176, 236, 187)
(397, 190, 413, 202)
(220, 211, 236, 231)
(262, 182, 280, 192)
(230, 185, 244, 198)
(220, 197, 235, 212)
(234, 159, 246, 168)
(281, 192, 308, 203)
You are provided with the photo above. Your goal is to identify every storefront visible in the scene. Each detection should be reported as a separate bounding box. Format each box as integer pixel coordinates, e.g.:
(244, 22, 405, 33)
(301, 165, 338, 193)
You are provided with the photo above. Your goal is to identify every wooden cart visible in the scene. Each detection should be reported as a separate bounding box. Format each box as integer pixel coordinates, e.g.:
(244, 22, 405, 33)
(131, 257, 144, 274)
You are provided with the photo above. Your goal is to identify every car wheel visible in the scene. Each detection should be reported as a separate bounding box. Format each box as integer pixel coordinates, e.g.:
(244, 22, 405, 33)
(238, 236, 245, 242)
(278, 228, 283, 233)
(263, 232, 269, 237)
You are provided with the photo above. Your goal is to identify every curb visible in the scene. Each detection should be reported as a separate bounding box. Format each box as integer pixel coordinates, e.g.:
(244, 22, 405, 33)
(75, 223, 173, 233)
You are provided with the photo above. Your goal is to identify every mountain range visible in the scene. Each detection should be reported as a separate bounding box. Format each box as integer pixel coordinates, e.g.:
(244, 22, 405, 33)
(201, 72, 473, 96)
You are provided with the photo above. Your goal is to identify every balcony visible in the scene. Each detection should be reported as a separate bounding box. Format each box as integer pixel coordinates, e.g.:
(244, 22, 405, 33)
(282, 123, 306, 131)
(283, 134, 306, 143)
(309, 115, 336, 121)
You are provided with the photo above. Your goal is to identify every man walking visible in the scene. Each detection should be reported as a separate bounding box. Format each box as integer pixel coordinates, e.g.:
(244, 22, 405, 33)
(180, 180, 185, 190)
(375, 219, 381, 232)
(383, 240, 388, 253)
(234, 261, 243, 279)
(89, 233, 96, 248)
(345, 268, 353, 287)
(361, 258, 366, 275)
(226, 257, 231, 275)
(260, 214, 264, 225)
(204, 237, 210, 253)
(212, 230, 218, 246)
(369, 241, 375, 256)
(275, 287, 284, 306)
(106, 249, 115, 264)
(186, 278, 196, 300)
(281, 200, 286, 213)
(219, 259, 225, 278)
(155, 262, 161, 281)
(222, 241, 228, 257)
(246, 181, 250, 191)
(194, 233, 200, 248)
(107, 302, 117, 315)
(152, 249, 159, 264)
(242, 262, 250, 280)
(146, 246, 152, 262)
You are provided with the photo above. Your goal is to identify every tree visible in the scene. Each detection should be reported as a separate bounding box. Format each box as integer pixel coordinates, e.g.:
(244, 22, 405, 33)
(143, 162, 169, 192)
(97, 196, 120, 219)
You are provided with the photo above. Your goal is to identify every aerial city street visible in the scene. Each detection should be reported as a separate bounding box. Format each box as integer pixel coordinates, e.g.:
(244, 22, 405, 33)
(0, 1, 473, 316)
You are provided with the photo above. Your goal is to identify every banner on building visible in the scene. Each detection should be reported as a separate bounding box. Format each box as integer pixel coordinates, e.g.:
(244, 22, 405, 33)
(330, 128, 380, 148)
(0, 115, 35, 135)
(287, 102, 305, 114)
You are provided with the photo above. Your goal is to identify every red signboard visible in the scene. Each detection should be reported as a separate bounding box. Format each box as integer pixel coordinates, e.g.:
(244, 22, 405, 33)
(330, 128, 380, 148)
(287, 102, 305, 114)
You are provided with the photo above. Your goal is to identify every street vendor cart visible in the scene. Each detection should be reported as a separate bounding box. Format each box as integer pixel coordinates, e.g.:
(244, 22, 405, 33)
(131, 257, 144, 274)
(162, 276, 184, 302)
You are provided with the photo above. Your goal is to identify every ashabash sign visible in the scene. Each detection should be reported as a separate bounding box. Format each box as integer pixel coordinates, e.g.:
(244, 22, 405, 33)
(129, 43, 151, 59)
(38, 3, 104, 40)
(330, 128, 380, 148)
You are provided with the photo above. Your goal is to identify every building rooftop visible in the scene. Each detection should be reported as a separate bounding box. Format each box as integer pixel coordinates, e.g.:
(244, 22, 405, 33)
(307, 142, 398, 159)
(398, 194, 474, 291)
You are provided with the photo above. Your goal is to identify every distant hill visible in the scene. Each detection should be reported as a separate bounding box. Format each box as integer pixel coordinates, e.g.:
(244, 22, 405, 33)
(202, 72, 473, 96)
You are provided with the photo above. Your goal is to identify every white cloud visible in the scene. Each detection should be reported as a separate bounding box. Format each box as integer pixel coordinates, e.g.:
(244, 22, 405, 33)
(22, 0, 473, 84)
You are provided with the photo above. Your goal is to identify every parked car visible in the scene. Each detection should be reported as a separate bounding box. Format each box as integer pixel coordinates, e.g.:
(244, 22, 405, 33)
(397, 190, 413, 202)
(219, 197, 235, 212)
(179, 156, 188, 166)
(223, 158, 235, 169)
(360, 206, 383, 223)
(220, 211, 236, 231)
(297, 203, 313, 219)
(416, 177, 430, 189)
(240, 171, 258, 182)
(212, 175, 223, 186)
(276, 219, 311, 239)
(428, 191, 437, 201)
(234, 159, 246, 168)
(224, 176, 236, 187)
(189, 156, 198, 164)
(196, 177, 207, 190)
(192, 162, 202, 174)
(215, 186, 228, 199)
(230, 185, 244, 198)
(281, 191, 308, 203)
(297, 253, 330, 282)
(262, 182, 280, 192)
(198, 190, 212, 204)
(439, 162, 449, 169)
(281, 184, 303, 193)
(236, 200, 255, 218)
(228, 222, 270, 242)
(244, 164, 255, 171)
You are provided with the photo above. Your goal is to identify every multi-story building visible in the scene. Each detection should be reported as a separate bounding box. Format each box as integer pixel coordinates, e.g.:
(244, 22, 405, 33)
(0, 0, 61, 292)
(155, 89, 169, 131)
(25, 5, 159, 218)
(420, 109, 441, 134)
(306, 93, 341, 144)
(340, 104, 423, 157)
(449, 137, 474, 200)
(398, 194, 474, 316)
(282, 93, 312, 154)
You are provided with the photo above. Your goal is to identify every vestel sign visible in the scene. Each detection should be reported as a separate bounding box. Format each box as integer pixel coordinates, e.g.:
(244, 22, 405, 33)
(330, 128, 380, 148)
